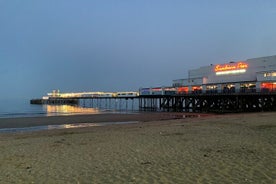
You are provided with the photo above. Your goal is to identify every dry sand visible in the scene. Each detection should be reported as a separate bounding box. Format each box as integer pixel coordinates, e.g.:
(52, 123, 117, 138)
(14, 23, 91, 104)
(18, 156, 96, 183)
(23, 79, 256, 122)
(0, 112, 275, 183)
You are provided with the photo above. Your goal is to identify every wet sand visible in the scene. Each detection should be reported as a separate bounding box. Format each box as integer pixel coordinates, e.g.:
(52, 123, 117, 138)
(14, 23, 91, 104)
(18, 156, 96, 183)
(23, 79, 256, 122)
(0, 112, 275, 183)
(0, 112, 196, 129)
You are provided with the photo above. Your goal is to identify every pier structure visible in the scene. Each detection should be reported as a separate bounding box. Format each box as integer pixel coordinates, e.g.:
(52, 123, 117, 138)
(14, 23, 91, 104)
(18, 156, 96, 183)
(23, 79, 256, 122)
(31, 91, 140, 111)
(31, 55, 276, 113)
(31, 90, 276, 113)
(138, 92, 276, 113)
(77, 96, 139, 111)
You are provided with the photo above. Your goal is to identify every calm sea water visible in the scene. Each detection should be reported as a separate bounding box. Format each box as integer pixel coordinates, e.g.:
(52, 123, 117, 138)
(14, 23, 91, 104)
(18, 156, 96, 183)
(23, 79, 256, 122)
(0, 98, 140, 118)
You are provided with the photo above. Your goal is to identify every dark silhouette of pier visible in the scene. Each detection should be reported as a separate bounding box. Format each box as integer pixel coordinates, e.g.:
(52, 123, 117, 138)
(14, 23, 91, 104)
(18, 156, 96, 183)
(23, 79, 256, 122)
(31, 92, 276, 113)
(139, 92, 276, 113)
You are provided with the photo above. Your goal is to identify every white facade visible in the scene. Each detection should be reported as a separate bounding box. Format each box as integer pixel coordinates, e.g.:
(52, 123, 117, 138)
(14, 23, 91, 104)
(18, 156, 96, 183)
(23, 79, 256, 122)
(173, 55, 276, 93)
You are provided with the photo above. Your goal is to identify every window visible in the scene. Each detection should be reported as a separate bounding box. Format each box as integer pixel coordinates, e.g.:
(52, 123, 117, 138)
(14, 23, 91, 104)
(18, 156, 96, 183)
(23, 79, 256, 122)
(264, 72, 276, 77)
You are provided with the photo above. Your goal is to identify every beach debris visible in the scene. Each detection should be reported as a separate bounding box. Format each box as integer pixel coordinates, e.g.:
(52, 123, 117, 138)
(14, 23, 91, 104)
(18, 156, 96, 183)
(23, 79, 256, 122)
(140, 161, 152, 165)
(169, 114, 201, 119)
(26, 166, 31, 170)
(26, 166, 32, 173)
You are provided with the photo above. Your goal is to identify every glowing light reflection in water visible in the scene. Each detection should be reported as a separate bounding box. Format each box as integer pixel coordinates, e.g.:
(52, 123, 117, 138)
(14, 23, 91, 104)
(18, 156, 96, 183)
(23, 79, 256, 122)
(43, 105, 100, 116)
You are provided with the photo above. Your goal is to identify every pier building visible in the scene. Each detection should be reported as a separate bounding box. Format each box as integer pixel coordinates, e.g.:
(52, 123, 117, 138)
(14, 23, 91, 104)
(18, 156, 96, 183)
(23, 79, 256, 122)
(172, 55, 276, 94)
(138, 55, 276, 112)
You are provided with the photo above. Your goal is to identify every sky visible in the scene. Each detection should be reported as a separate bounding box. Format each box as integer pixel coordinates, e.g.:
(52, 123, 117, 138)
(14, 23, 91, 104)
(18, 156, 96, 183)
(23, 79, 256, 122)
(0, 0, 276, 99)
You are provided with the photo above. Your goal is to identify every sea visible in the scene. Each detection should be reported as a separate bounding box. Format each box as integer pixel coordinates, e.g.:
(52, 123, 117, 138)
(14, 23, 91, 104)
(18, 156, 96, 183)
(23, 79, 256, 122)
(0, 98, 140, 119)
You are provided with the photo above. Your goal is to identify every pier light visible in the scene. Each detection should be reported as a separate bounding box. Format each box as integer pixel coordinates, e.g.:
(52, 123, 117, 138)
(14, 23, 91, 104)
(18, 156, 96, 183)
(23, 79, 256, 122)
(261, 82, 276, 92)
(177, 87, 189, 94)
(192, 86, 202, 91)
(215, 62, 248, 75)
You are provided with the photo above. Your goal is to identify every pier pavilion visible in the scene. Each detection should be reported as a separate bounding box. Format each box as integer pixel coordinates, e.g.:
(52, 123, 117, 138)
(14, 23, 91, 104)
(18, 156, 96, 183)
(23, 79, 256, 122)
(139, 55, 276, 112)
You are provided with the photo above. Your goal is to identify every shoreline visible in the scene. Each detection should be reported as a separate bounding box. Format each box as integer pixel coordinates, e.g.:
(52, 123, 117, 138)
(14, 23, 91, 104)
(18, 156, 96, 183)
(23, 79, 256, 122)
(0, 111, 211, 129)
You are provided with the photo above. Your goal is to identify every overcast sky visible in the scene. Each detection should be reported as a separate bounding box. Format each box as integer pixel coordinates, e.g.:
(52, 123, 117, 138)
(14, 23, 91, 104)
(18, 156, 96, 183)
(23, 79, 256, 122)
(1, 0, 276, 99)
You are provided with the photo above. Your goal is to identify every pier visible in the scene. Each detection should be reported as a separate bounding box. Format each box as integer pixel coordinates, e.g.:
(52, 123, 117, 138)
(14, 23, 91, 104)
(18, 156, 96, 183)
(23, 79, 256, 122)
(31, 91, 276, 113)
(30, 91, 140, 111)
(31, 55, 276, 113)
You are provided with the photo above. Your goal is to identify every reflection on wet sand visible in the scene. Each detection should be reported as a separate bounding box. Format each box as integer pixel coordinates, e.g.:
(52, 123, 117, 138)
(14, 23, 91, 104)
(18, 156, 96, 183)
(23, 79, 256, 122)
(43, 105, 100, 116)
(49, 121, 139, 129)
(0, 121, 139, 133)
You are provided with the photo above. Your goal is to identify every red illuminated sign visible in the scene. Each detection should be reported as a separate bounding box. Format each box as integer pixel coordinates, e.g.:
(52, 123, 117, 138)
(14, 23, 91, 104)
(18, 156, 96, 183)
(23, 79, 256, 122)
(215, 62, 248, 72)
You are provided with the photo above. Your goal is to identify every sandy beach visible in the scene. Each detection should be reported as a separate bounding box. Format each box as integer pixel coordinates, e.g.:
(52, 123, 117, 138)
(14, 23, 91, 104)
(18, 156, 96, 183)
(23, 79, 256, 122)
(0, 112, 275, 183)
